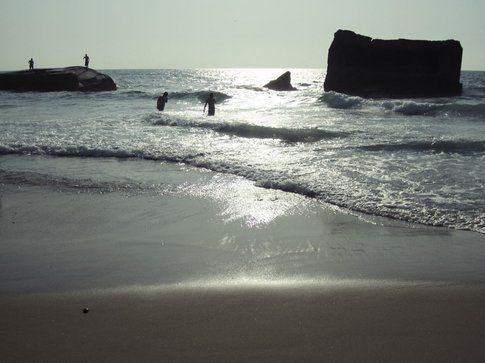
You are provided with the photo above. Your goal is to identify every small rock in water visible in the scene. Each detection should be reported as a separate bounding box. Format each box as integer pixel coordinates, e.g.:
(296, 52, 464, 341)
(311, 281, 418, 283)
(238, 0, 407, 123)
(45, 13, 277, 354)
(263, 71, 297, 91)
(82, 308, 89, 314)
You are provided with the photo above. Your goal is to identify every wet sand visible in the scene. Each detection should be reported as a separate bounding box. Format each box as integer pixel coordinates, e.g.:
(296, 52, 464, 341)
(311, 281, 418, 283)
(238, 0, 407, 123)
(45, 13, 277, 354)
(2, 182, 485, 293)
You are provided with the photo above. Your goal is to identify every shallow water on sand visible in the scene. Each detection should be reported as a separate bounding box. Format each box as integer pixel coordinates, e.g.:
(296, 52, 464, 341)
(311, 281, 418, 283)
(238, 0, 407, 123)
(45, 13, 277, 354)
(1, 155, 485, 293)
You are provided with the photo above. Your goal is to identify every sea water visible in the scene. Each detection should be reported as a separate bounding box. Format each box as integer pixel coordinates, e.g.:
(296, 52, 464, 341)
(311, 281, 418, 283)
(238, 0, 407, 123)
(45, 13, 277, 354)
(0, 68, 484, 234)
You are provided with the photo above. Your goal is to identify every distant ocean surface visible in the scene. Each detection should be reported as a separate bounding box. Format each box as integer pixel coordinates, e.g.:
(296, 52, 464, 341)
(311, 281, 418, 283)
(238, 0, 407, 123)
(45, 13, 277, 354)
(1, 69, 484, 234)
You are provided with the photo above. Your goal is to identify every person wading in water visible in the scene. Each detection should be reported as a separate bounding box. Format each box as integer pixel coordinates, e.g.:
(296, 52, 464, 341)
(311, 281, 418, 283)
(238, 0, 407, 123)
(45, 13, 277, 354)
(157, 92, 168, 111)
(204, 93, 216, 116)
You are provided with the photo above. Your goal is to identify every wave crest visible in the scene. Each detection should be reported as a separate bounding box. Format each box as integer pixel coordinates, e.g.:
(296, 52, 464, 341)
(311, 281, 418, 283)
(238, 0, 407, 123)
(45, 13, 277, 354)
(445, 103, 485, 118)
(319, 92, 363, 109)
(381, 100, 441, 116)
(0, 144, 203, 163)
(320, 91, 485, 119)
(150, 115, 348, 142)
(359, 139, 485, 154)
(382, 100, 485, 118)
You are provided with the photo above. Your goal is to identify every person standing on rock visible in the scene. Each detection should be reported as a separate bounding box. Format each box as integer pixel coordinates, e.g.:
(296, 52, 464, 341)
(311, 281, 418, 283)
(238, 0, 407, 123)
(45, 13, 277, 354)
(83, 54, 90, 68)
(204, 93, 216, 116)
(157, 92, 168, 111)
(28, 58, 34, 70)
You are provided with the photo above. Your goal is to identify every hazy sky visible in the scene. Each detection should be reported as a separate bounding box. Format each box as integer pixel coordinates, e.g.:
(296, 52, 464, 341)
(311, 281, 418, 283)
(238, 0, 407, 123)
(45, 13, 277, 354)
(1, 0, 484, 70)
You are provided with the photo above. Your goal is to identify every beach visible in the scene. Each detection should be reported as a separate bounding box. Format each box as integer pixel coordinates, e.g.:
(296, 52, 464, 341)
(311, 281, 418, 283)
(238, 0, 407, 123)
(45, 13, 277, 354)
(3, 283, 485, 362)
(2, 156, 485, 361)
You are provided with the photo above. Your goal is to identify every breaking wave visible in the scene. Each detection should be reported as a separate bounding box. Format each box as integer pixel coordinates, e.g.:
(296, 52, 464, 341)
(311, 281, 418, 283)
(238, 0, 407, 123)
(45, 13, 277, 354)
(358, 139, 485, 154)
(0, 144, 204, 163)
(443, 103, 485, 118)
(381, 100, 441, 116)
(320, 91, 485, 118)
(319, 92, 363, 109)
(149, 115, 349, 142)
(382, 100, 485, 118)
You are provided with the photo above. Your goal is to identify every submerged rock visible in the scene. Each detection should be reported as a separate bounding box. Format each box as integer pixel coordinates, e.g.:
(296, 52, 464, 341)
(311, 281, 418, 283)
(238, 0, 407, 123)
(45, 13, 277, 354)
(0, 66, 117, 92)
(324, 30, 463, 98)
(264, 71, 297, 91)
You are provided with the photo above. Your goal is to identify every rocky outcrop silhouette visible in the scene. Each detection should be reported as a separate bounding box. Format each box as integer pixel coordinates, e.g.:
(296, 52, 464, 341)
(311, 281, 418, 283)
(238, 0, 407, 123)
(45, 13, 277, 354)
(264, 71, 296, 91)
(0, 66, 117, 92)
(324, 30, 463, 97)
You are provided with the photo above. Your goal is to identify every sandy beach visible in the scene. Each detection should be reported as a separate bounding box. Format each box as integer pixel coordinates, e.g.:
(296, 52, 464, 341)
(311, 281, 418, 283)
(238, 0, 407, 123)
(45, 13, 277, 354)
(2, 283, 485, 362)
(2, 156, 485, 361)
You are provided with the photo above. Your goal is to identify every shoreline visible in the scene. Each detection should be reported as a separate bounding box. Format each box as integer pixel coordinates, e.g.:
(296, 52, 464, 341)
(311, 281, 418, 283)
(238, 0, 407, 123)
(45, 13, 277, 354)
(2, 155, 485, 294)
(2, 184, 485, 294)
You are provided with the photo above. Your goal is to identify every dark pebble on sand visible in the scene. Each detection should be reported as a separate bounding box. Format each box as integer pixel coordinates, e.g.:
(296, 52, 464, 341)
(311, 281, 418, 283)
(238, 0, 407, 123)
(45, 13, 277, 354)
(83, 308, 89, 314)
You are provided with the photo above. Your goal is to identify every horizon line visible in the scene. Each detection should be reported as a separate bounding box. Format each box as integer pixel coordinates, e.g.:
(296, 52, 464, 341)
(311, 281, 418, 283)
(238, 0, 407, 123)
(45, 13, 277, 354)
(1, 66, 484, 72)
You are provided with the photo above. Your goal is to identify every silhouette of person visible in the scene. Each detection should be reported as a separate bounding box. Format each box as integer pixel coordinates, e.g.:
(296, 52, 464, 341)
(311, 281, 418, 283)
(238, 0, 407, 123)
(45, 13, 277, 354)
(28, 58, 34, 70)
(157, 92, 168, 111)
(204, 93, 216, 116)
(83, 54, 90, 68)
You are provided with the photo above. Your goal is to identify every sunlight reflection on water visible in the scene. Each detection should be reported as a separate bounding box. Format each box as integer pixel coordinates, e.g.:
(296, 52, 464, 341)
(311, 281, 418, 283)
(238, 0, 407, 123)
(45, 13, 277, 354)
(181, 172, 311, 227)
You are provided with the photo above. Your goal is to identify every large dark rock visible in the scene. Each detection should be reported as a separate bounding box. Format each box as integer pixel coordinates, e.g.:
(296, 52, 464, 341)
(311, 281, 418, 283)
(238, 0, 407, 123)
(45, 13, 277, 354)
(324, 30, 462, 97)
(0, 66, 117, 92)
(264, 71, 297, 91)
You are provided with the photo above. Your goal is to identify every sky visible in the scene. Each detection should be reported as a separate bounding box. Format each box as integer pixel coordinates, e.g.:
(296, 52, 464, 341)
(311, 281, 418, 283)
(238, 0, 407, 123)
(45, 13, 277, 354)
(1, 0, 484, 70)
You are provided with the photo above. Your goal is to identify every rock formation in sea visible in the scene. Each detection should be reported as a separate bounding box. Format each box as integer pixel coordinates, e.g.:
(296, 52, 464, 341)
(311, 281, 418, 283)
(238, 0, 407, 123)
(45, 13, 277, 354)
(264, 71, 297, 91)
(323, 30, 463, 97)
(0, 66, 117, 92)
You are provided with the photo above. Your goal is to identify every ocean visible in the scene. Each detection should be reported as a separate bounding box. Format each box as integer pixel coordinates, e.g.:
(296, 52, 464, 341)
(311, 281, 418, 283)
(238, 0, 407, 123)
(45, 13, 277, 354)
(1, 68, 484, 235)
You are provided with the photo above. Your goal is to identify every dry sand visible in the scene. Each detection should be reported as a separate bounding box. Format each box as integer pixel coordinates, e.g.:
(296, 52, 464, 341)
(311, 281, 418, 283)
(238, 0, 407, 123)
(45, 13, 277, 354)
(2, 283, 485, 362)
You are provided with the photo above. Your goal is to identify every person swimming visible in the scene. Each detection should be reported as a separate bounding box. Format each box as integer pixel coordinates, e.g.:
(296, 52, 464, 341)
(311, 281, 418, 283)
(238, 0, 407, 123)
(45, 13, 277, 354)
(157, 92, 168, 111)
(204, 93, 216, 116)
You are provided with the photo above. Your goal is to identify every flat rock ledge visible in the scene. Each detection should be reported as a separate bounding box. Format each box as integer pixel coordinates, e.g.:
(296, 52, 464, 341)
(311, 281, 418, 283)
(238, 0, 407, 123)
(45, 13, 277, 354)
(0, 66, 117, 92)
